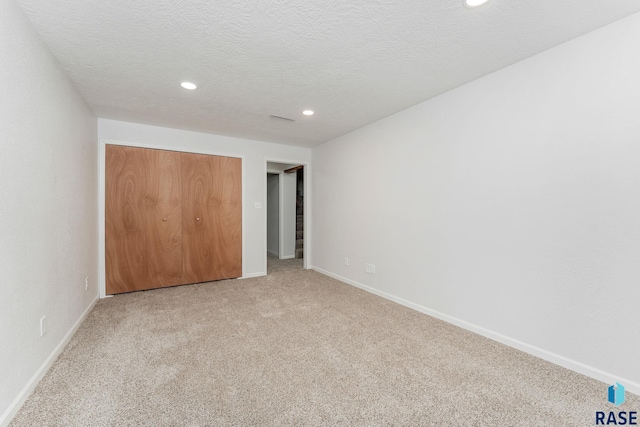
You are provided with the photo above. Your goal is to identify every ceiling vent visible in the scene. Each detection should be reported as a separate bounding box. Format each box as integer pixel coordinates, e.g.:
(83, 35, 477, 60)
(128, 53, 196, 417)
(269, 114, 295, 122)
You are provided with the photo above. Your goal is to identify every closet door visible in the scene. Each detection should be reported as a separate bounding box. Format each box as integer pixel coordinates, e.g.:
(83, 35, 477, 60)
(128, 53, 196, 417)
(181, 153, 242, 283)
(105, 145, 183, 294)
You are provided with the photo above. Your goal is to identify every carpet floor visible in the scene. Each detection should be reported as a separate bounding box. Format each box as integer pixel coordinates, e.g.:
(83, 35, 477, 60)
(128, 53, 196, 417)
(266, 253, 303, 275)
(10, 261, 637, 426)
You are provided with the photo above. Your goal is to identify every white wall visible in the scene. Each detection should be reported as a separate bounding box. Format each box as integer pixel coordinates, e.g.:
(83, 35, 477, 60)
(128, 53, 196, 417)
(98, 119, 311, 290)
(312, 12, 640, 393)
(0, 0, 98, 424)
(267, 174, 280, 256)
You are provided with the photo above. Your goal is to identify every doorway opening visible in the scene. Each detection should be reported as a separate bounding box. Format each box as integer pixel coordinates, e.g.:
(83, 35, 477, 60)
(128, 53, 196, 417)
(266, 162, 305, 275)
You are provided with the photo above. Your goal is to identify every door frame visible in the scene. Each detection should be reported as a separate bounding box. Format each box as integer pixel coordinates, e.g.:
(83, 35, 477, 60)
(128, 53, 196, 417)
(98, 139, 246, 298)
(264, 158, 311, 274)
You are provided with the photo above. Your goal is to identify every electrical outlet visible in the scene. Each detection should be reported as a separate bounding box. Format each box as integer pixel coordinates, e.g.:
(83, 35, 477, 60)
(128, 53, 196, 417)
(85, 276, 89, 291)
(365, 263, 376, 274)
(344, 257, 349, 266)
(40, 316, 46, 337)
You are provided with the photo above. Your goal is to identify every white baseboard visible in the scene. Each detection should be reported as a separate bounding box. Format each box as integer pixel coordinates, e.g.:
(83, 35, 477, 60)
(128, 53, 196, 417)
(280, 254, 295, 260)
(310, 266, 640, 396)
(266, 250, 279, 257)
(0, 295, 99, 427)
(240, 272, 266, 279)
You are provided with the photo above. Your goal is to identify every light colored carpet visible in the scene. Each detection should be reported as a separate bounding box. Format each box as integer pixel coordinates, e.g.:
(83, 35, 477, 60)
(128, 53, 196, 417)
(10, 267, 637, 426)
(267, 253, 303, 274)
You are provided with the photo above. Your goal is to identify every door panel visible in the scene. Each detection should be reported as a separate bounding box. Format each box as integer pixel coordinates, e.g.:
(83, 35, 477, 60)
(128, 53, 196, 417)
(105, 145, 182, 294)
(181, 153, 242, 283)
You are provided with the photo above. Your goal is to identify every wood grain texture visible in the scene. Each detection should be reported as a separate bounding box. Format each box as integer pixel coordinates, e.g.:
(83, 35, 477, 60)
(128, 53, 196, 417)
(105, 145, 183, 294)
(181, 153, 242, 283)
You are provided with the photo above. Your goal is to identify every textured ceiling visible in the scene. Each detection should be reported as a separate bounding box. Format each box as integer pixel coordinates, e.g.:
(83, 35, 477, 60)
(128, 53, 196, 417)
(15, 0, 640, 147)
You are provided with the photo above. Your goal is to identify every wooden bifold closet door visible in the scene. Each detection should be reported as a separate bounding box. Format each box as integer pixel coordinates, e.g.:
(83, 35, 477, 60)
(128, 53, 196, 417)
(105, 145, 242, 294)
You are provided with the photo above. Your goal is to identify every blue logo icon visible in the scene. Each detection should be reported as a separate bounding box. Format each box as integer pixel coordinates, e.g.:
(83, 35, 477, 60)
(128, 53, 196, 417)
(608, 382, 625, 407)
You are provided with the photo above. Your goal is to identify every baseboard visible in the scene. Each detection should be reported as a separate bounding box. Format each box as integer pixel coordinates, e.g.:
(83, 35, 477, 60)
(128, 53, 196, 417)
(310, 266, 640, 396)
(280, 254, 295, 260)
(240, 272, 266, 279)
(0, 295, 99, 427)
(266, 250, 279, 257)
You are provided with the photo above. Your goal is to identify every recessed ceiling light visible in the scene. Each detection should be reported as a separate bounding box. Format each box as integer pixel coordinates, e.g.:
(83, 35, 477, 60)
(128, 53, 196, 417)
(463, 0, 489, 8)
(302, 110, 314, 116)
(180, 81, 197, 90)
